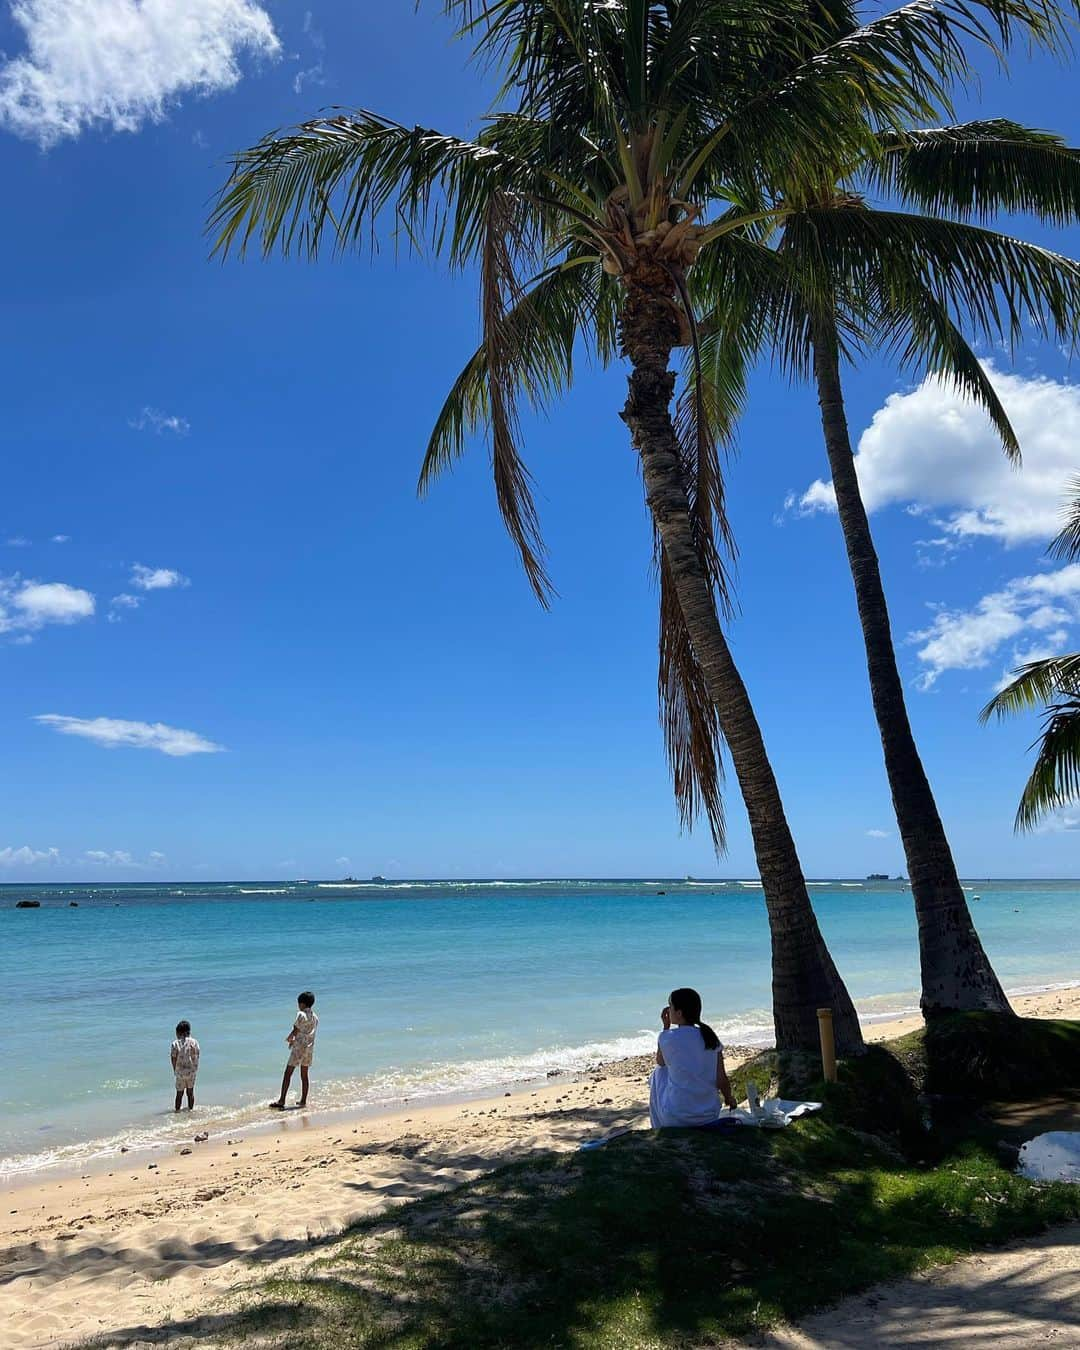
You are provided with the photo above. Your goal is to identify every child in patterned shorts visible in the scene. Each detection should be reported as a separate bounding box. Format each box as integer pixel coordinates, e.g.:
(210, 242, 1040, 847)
(269, 991, 318, 1110)
(171, 1020, 200, 1111)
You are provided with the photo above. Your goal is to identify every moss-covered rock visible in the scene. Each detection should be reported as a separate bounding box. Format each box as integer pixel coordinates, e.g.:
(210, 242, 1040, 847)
(888, 1014, 1080, 1101)
(729, 1046, 925, 1155)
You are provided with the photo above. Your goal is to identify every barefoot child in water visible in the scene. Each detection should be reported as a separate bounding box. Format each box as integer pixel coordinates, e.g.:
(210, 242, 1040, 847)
(171, 1020, 200, 1111)
(269, 991, 317, 1109)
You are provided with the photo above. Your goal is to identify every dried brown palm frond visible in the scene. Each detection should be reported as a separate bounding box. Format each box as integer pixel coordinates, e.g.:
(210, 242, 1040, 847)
(658, 547, 726, 850)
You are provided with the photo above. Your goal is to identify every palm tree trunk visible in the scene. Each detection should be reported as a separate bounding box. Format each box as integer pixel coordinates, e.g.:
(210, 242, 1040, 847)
(620, 274, 864, 1054)
(811, 313, 1010, 1017)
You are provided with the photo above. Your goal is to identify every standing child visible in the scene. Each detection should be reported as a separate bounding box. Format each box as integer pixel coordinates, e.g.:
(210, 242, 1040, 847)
(269, 991, 317, 1109)
(171, 1020, 200, 1112)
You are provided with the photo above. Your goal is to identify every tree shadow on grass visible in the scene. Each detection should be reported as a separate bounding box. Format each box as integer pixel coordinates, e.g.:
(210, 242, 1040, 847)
(74, 1121, 1080, 1349)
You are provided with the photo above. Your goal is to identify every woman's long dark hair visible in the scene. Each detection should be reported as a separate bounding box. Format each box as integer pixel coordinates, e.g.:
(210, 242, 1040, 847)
(669, 988, 720, 1050)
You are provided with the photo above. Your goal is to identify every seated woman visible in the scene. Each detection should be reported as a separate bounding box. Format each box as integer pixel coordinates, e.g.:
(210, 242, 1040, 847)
(650, 987, 736, 1128)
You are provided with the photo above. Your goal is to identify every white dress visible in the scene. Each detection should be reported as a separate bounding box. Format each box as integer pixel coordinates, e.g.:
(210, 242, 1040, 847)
(649, 1026, 722, 1127)
(172, 1036, 200, 1091)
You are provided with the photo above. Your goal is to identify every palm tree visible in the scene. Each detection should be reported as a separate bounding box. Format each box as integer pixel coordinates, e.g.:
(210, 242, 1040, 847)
(209, 0, 1064, 1051)
(694, 120, 1080, 1016)
(982, 481, 1080, 828)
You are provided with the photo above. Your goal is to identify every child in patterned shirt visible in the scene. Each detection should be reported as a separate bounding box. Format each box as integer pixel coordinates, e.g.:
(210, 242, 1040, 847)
(171, 1020, 200, 1111)
(269, 991, 318, 1110)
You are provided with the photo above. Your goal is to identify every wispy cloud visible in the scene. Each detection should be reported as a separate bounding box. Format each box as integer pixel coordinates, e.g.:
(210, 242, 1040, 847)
(130, 563, 189, 591)
(129, 407, 191, 436)
(292, 9, 327, 94)
(1034, 812, 1080, 834)
(0, 576, 95, 639)
(51, 534, 70, 544)
(909, 563, 1080, 690)
(293, 62, 326, 94)
(6, 536, 31, 547)
(0, 0, 280, 146)
(302, 10, 325, 50)
(0, 844, 60, 867)
(865, 829, 891, 839)
(35, 714, 224, 757)
(791, 365, 1080, 550)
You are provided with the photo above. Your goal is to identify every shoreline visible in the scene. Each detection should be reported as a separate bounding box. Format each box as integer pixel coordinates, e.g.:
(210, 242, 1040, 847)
(1, 984, 1077, 1349)
(3, 977, 1079, 1190)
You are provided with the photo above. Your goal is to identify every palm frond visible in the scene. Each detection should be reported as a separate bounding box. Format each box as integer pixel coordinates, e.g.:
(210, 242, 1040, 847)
(869, 120, 1080, 224)
(1015, 696, 1080, 830)
(880, 279, 1019, 456)
(481, 193, 554, 605)
(209, 111, 554, 264)
(420, 255, 617, 485)
(981, 656, 1080, 831)
(981, 653, 1080, 720)
(691, 0, 1072, 202)
(787, 206, 1080, 351)
(657, 533, 727, 852)
(1049, 475, 1080, 560)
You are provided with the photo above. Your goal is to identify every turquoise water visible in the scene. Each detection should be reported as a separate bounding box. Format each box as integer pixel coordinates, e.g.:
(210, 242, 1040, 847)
(2, 877, 1077, 1177)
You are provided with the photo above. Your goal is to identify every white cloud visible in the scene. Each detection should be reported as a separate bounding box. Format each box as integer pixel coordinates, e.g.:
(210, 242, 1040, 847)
(81, 847, 167, 867)
(83, 848, 134, 865)
(1034, 812, 1080, 834)
(130, 563, 188, 591)
(129, 407, 190, 436)
(910, 563, 1080, 689)
(35, 714, 224, 756)
(6, 536, 31, 547)
(302, 10, 324, 50)
(335, 855, 351, 868)
(51, 534, 70, 543)
(0, 844, 60, 867)
(293, 62, 325, 94)
(795, 365, 1080, 548)
(0, 576, 95, 636)
(0, 0, 279, 146)
(865, 828, 891, 839)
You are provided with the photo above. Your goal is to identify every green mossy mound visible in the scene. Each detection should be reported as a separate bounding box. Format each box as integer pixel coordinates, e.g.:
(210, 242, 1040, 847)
(731, 1045, 925, 1155)
(729, 1015, 1079, 1160)
(888, 1013, 1080, 1101)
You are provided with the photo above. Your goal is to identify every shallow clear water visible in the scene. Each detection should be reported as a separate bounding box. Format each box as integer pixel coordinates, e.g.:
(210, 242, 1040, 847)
(2, 877, 1077, 1177)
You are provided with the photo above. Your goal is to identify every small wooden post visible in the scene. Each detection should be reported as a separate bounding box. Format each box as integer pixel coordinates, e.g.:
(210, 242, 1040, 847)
(817, 1007, 838, 1084)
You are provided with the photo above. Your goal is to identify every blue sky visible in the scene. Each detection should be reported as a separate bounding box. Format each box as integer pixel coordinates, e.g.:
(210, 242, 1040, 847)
(1, 2, 1079, 881)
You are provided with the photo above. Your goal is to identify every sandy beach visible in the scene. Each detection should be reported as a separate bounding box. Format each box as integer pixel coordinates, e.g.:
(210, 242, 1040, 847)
(2, 985, 1077, 1350)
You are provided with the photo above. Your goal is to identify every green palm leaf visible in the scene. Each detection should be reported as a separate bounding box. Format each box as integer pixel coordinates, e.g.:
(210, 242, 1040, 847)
(981, 655, 1080, 830)
(787, 206, 1080, 350)
(1049, 475, 1080, 560)
(870, 120, 1080, 224)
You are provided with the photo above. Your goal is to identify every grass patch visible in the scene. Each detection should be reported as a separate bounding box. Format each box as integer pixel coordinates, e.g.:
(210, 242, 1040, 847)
(204, 1117, 1078, 1349)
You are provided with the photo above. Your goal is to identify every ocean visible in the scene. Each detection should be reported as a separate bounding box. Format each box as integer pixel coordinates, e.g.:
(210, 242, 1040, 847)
(3, 877, 1077, 1179)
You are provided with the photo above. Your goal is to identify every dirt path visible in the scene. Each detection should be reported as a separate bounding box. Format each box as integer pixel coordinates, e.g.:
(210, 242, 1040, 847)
(761, 1222, 1080, 1348)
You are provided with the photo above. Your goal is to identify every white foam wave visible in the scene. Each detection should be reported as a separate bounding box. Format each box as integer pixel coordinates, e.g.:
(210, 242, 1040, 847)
(0, 1030, 658, 1180)
(238, 888, 291, 895)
